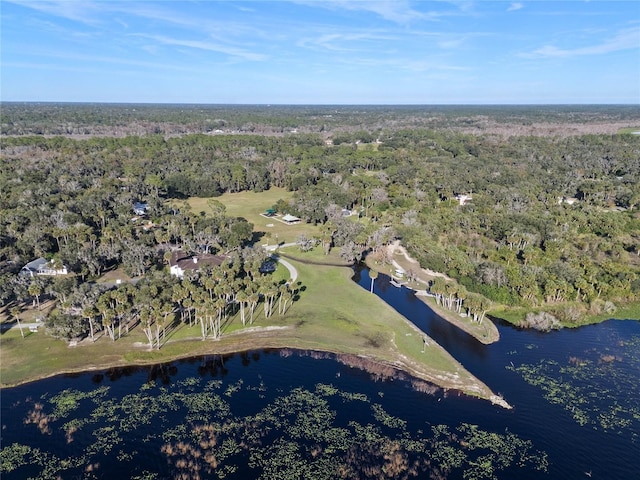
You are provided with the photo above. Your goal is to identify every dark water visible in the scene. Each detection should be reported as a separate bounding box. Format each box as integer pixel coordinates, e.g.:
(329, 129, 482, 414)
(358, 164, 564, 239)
(1, 269, 639, 479)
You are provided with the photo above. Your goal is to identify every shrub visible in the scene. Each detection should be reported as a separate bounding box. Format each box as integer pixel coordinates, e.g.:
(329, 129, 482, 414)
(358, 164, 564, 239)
(522, 311, 562, 331)
(45, 312, 87, 341)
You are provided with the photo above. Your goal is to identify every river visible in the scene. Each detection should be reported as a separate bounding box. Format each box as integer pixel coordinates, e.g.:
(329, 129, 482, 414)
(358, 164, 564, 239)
(1, 268, 638, 479)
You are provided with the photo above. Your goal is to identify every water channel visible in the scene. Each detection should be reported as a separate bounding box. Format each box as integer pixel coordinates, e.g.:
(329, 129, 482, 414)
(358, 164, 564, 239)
(1, 268, 638, 479)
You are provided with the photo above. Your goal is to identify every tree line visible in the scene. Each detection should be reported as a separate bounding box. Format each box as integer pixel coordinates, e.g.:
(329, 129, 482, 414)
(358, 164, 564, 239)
(1, 105, 639, 331)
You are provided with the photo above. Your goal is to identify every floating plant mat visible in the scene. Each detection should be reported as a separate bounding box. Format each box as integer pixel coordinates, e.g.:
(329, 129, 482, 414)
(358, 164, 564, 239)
(507, 333, 640, 437)
(1, 377, 548, 479)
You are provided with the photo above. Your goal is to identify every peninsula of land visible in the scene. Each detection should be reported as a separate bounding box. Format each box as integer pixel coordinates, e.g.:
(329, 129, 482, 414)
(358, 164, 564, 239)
(2, 104, 639, 410)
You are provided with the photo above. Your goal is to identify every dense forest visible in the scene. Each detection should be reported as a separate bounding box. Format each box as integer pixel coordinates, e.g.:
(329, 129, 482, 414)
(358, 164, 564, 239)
(1, 104, 639, 339)
(3, 102, 638, 137)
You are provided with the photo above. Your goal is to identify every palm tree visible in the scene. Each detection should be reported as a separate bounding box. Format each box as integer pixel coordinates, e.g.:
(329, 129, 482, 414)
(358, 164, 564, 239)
(97, 295, 116, 341)
(10, 306, 24, 339)
(248, 290, 260, 325)
(101, 309, 116, 341)
(213, 298, 226, 339)
(172, 284, 187, 324)
(150, 298, 164, 349)
(456, 285, 467, 314)
(281, 289, 294, 315)
(28, 281, 42, 310)
(278, 284, 289, 315)
(431, 277, 446, 306)
(444, 282, 458, 310)
(263, 283, 278, 318)
(82, 305, 98, 342)
(159, 299, 175, 345)
(236, 290, 248, 326)
(138, 305, 155, 349)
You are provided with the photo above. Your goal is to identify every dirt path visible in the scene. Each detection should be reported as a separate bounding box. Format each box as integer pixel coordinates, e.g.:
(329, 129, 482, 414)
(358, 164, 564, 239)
(387, 240, 452, 282)
(382, 241, 500, 345)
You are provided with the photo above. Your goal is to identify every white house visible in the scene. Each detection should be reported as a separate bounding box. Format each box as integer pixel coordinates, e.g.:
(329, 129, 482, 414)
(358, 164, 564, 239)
(20, 258, 68, 277)
(169, 251, 228, 279)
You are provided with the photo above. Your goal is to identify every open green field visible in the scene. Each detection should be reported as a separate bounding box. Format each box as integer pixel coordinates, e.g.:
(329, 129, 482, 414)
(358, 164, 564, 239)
(1, 189, 506, 405)
(181, 187, 320, 245)
(0, 252, 505, 406)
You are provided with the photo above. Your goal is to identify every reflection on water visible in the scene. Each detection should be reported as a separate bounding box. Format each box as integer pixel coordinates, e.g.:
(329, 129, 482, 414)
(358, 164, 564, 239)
(0, 352, 549, 480)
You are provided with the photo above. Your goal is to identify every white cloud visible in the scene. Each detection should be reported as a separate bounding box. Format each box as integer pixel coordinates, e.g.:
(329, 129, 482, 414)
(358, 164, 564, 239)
(524, 27, 640, 58)
(5, 0, 103, 26)
(135, 34, 268, 62)
(298, 31, 396, 53)
(507, 3, 524, 12)
(291, 0, 441, 24)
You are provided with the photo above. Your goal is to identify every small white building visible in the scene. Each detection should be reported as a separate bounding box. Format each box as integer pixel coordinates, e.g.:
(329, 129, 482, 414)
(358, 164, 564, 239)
(557, 196, 579, 205)
(454, 194, 473, 206)
(281, 214, 301, 225)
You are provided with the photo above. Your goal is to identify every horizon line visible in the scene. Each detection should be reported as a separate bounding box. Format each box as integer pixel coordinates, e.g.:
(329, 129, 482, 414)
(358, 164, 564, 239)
(2, 101, 639, 107)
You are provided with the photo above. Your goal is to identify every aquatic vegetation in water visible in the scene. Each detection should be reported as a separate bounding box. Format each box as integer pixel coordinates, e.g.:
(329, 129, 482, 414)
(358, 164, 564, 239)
(45, 386, 110, 420)
(1, 376, 548, 479)
(507, 334, 640, 438)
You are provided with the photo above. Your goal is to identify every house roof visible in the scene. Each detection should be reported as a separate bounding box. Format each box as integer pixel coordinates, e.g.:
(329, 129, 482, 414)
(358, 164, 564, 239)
(133, 202, 149, 214)
(170, 251, 227, 272)
(22, 257, 48, 272)
(20, 257, 67, 276)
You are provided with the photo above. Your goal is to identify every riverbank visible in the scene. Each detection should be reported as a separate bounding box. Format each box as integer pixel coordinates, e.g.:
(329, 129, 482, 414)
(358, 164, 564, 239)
(376, 240, 640, 334)
(366, 242, 500, 344)
(493, 301, 640, 328)
(0, 258, 510, 408)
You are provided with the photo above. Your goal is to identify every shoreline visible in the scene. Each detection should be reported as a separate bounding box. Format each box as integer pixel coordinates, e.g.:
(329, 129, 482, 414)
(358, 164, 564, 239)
(1, 256, 511, 407)
(0, 338, 511, 410)
(366, 242, 501, 344)
(0, 328, 511, 409)
(5, 247, 635, 407)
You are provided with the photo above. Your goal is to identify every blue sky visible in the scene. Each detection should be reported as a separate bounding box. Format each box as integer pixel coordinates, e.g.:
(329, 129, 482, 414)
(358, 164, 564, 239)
(2, 1, 639, 104)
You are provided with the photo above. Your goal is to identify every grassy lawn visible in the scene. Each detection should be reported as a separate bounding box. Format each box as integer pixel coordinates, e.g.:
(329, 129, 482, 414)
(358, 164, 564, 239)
(0, 256, 505, 406)
(179, 187, 320, 245)
(95, 267, 132, 284)
(356, 142, 379, 151)
(275, 245, 352, 265)
(1, 190, 507, 406)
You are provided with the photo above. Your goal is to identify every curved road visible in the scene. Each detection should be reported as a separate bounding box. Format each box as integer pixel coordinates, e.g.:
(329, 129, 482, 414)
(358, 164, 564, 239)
(275, 256, 298, 283)
(264, 243, 298, 283)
